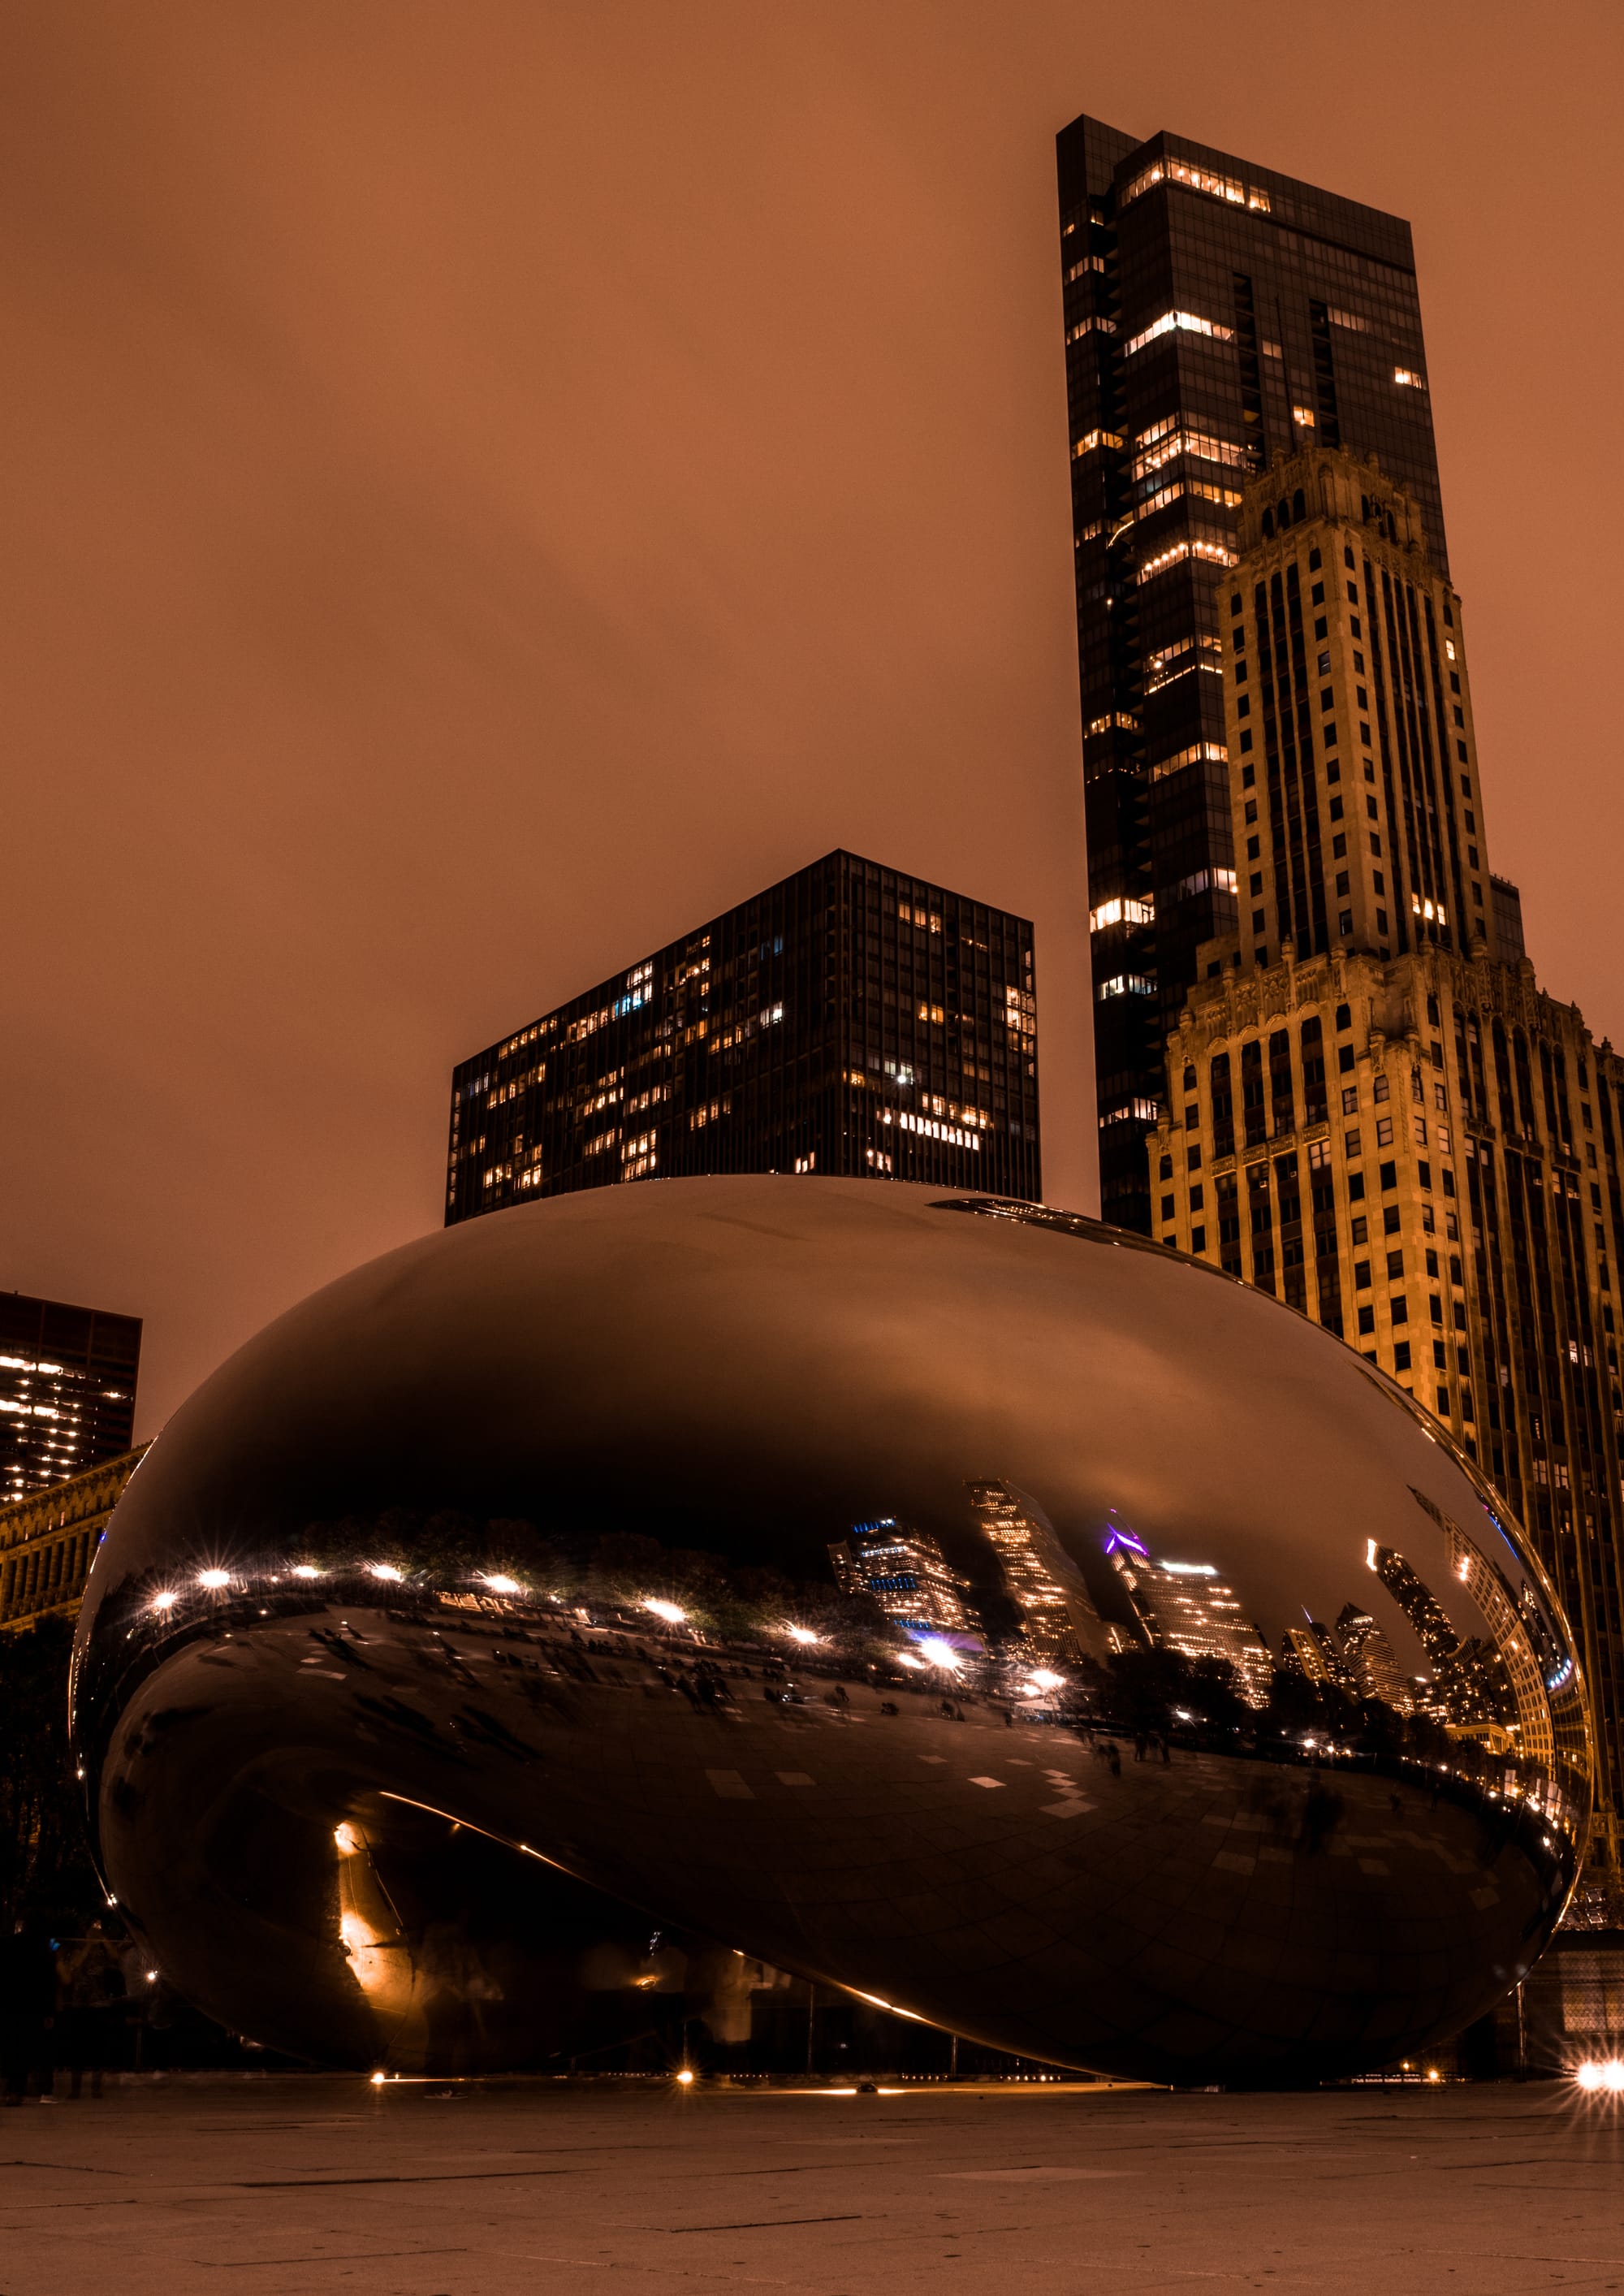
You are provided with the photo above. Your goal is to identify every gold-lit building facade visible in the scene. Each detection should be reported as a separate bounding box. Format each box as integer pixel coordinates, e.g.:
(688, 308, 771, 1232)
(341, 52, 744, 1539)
(827, 1520, 974, 1635)
(1150, 447, 1624, 1909)
(0, 1446, 147, 1633)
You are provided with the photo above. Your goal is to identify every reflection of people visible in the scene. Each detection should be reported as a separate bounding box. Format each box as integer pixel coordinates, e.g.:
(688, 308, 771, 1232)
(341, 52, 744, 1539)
(1298, 1782, 1345, 1854)
(55, 1924, 124, 2100)
(1, 1922, 58, 2105)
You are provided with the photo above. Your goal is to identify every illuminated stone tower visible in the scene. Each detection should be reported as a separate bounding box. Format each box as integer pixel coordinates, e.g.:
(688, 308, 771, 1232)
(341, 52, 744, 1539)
(1151, 447, 1624, 1914)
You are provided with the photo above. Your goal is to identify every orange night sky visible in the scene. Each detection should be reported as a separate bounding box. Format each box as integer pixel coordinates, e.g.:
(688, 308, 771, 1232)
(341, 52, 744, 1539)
(3, 1, 1619, 1434)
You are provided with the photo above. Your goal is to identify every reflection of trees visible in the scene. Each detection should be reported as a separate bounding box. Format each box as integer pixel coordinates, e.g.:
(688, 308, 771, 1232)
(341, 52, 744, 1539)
(1099, 1650, 1249, 1738)
(296, 1511, 545, 1586)
(0, 1616, 102, 1930)
(1074, 1641, 1481, 1778)
(292, 1515, 888, 1657)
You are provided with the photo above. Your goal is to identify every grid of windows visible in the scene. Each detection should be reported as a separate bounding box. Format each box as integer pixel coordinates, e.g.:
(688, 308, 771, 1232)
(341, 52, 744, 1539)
(446, 852, 1041, 1220)
(0, 1295, 141, 1505)
(1058, 113, 1447, 1233)
(1154, 957, 1624, 1914)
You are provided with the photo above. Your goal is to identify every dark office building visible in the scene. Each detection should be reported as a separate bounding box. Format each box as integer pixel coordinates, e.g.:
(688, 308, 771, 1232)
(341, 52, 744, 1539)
(0, 1292, 142, 1503)
(446, 850, 1040, 1219)
(1056, 112, 1446, 1230)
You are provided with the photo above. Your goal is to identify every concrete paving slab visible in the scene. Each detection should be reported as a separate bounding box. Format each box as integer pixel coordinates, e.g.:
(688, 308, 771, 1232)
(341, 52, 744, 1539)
(0, 2075, 1619, 2294)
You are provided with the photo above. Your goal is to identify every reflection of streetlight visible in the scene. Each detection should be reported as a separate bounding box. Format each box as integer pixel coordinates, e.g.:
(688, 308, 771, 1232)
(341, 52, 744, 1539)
(641, 1598, 686, 1625)
(197, 1570, 231, 1589)
(369, 1563, 404, 1583)
(292, 1564, 321, 1580)
(1029, 1669, 1065, 1691)
(917, 1637, 961, 1672)
(785, 1625, 820, 1645)
(896, 1653, 926, 1671)
(484, 1574, 523, 1595)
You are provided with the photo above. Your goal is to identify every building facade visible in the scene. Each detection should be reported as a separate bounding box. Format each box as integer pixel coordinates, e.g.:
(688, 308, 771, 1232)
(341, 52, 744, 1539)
(447, 851, 1040, 1217)
(1056, 112, 1448, 1231)
(0, 1445, 146, 1633)
(827, 1520, 975, 1635)
(1151, 448, 1624, 1912)
(0, 1292, 142, 1503)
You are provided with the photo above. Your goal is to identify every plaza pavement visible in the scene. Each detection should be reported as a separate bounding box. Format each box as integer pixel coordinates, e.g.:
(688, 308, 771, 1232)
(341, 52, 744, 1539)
(0, 2073, 1620, 2294)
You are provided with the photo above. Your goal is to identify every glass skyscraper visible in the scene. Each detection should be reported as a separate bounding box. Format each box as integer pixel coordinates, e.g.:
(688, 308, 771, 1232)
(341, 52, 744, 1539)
(446, 850, 1040, 1217)
(0, 1292, 141, 1503)
(1056, 113, 1449, 1230)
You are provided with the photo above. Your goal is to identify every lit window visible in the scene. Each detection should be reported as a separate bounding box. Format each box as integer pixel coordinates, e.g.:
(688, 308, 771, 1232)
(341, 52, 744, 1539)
(1137, 538, 1238, 586)
(1132, 427, 1246, 478)
(1135, 478, 1242, 519)
(1072, 429, 1124, 458)
(1089, 896, 1155, 932)
(1097, 974, 1155, 1001)
(1150, 741, 1228, 780)
(1120, 157, 1268, 213)
(1124, 309, 1236, 357)
(1168, 867, 1237, 900)
(1393, 368, 1427, 390)
(1291, 405, 1316, 428)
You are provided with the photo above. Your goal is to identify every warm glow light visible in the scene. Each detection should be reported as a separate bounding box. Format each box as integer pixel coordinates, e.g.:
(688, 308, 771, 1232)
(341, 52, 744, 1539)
(1575, 2059, 1624, 2094)
(151, 1591, 178, 1611)
(1028, 1669, 1065, 1691)
(896, 1654, 926, 1671)
(916, 1637, 961, 1671)
(334, 1822, 362, 1857)
(292, 1564, 321, 1579)
(785, 1625, 821, 1645)
(197, 1569, 231, 1589)
(370, 2070, 387, 2086)
(676, 2069, 696, 2087)
(641, 1598, 686, 1624)
(484, 1574, 522, 1595)
(369, 1563, 404, 1582)
(1426, 2069, 1440, 2083)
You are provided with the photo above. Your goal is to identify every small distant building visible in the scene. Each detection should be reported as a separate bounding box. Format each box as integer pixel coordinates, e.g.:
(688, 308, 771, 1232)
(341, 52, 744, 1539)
(827, 1520, 976, 1637)
(0, 1446, 147, 1633)
(0, 1292, 142, 1504)
(445, 850, 1041, 1217)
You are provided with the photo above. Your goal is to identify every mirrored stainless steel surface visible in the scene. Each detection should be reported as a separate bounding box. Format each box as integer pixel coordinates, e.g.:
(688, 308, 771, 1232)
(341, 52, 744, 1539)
(71, 1178, 1592, 2084)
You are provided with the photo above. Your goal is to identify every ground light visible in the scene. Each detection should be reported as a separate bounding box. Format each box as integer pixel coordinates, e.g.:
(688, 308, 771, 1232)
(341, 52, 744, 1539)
(1574, 2058, 1624, 2093)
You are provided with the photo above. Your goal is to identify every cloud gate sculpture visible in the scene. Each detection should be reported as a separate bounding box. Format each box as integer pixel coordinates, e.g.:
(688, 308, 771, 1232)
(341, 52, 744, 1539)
(72, 1179, 1591, 2086)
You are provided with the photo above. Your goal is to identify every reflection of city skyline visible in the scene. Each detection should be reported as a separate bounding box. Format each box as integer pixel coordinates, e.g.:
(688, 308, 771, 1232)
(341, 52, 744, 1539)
(1361, 1531, 1557, 1756)
(822, 1488, 1570, 1784)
